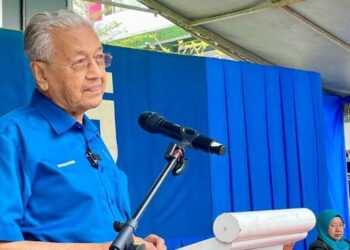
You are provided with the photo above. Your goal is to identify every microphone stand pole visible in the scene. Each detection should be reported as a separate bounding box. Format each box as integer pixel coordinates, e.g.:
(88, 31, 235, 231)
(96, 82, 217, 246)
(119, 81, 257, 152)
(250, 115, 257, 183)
(109, 141, 189, 250)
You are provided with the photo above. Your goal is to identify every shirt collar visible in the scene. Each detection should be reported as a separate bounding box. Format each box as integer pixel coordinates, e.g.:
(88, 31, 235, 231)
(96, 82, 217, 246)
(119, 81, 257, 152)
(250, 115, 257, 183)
(82, 114, 99, 141)
(30, 89, 98, 137)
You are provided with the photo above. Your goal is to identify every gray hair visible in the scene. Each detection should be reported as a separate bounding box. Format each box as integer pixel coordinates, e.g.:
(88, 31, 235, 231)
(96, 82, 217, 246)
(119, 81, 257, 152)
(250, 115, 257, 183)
(24, 9, 93, 62)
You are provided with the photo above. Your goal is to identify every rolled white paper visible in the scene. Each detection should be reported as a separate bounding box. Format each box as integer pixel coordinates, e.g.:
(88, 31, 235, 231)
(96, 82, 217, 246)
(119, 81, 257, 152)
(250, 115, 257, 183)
(231, 232, 307, 249)
(213, 208, 316, 243)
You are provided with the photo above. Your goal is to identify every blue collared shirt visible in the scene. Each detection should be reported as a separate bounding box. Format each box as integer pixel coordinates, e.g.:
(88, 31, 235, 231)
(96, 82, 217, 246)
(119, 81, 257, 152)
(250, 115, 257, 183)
(0, 90, 131, 242)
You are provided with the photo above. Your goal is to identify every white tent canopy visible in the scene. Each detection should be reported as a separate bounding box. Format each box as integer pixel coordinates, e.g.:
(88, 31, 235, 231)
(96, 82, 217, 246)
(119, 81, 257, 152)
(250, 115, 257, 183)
(136, 0, 350, 96)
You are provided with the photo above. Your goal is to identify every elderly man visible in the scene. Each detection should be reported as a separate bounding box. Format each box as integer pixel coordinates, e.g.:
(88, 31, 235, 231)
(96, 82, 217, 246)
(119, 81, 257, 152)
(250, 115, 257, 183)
(0, 9, 165, 250)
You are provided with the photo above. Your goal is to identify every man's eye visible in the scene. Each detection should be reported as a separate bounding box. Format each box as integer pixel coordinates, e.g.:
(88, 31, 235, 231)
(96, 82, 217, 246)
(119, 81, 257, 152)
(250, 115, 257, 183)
(95, 54, 104, 62)
(73, 58, 88, 66)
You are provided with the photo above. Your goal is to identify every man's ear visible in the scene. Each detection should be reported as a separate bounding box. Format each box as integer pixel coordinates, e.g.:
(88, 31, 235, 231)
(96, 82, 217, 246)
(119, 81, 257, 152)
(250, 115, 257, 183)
(31, 61, 49, 91)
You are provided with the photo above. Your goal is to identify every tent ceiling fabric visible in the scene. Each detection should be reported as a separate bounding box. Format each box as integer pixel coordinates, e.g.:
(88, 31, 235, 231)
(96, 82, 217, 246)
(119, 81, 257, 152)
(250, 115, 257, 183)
(138, 0, 350, 96)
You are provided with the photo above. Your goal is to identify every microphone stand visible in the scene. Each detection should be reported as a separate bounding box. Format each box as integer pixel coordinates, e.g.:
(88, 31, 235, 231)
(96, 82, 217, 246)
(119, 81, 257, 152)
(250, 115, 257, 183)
(109, 141, 189, 250)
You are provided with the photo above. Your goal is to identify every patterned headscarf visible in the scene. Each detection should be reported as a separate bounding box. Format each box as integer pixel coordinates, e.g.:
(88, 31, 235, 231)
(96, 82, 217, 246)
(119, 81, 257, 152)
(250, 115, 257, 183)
(316, 209, 349, 250)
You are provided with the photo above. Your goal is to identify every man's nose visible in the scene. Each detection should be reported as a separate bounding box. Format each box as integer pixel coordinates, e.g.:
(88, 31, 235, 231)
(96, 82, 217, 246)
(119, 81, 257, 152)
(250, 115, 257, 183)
(86, 59, 105, 77)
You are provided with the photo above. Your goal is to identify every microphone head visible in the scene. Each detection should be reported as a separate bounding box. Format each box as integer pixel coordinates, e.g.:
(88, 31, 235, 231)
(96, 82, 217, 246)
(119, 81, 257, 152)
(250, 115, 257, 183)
(138, 111, 226, 155)
(210, 141, 226, 155)
(138, 111, 164, 133)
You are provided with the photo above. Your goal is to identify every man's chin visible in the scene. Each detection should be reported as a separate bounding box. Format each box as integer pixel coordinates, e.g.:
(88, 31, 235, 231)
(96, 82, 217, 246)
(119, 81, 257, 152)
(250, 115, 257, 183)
(89, 100, 102, 110)
(81, 98, 103, 112)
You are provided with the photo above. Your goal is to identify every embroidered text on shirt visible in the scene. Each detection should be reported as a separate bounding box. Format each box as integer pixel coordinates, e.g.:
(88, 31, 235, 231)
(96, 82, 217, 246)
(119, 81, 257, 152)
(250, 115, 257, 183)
(57, 160, 76, 168)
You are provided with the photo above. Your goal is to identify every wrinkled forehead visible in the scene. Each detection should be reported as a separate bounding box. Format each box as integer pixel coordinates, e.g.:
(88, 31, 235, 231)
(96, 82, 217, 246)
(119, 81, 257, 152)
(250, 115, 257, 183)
(50, 26, 102, 58)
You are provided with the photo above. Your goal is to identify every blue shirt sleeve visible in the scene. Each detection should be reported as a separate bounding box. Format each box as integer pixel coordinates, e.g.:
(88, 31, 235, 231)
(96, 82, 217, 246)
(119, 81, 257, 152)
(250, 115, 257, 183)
(0, 130, 30, 241)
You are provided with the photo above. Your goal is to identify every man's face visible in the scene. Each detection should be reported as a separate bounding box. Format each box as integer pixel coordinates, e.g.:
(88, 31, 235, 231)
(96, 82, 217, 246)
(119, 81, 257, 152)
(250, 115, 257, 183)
(328, 216, 344, 241)
(38, 25, 107, 119)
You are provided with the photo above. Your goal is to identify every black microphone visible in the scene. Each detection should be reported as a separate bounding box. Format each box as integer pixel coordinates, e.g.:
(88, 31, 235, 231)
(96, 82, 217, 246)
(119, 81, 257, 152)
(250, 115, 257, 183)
(85, 150, 101, 168)
(138, 111, 225, 155)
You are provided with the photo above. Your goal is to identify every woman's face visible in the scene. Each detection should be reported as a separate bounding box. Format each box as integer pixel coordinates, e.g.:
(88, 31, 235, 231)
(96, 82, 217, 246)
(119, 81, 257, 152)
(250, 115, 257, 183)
(328, 216, 345, 241)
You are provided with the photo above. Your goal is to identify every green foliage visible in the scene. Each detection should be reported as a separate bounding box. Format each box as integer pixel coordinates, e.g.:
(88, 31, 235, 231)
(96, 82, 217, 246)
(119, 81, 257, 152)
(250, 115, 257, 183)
(177, 40, 209, 55)
(108, 26, 188, 48)
(73, 0, 227, 58)
(344, 103, 350, 123)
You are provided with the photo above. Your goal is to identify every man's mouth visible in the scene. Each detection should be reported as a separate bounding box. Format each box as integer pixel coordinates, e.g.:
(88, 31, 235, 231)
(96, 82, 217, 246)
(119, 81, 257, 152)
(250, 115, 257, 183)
(86, 84, 102, 92)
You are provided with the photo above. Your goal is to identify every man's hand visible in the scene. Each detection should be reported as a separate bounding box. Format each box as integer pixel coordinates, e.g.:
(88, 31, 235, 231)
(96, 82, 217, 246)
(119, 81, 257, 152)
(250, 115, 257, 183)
(283, 242, 295, 250)
(134, 234, 166, 250)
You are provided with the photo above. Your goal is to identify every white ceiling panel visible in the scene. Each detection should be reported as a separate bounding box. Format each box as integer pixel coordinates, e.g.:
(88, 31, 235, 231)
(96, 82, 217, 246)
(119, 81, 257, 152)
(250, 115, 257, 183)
(138, 0, 350, 95)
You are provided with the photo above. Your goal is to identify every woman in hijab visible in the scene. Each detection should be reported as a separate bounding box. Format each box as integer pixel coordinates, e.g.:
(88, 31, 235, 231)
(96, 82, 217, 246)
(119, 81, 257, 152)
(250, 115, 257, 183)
(309, 209, 349, 250)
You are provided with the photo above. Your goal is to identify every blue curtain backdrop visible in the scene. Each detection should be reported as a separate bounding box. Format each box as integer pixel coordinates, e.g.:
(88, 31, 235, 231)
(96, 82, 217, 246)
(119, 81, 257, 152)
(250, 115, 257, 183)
(107, 45, 213, 247)
(0, 28, 348, 249)
(0, 29, 35, 113)
(322, 94, 350, 238)
(205, 59, 348, 249)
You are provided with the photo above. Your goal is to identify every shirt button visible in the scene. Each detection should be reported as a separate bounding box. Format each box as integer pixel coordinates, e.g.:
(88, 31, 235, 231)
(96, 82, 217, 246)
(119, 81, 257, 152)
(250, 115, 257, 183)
(111, 200, 115, 205)
(75, 123, 83, 130)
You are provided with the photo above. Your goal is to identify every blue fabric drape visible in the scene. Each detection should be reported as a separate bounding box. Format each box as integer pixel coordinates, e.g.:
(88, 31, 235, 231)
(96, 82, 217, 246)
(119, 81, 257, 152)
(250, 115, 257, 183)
(206, 58, 333, 249)
(108, 46, 213, 245)
(0, 29, 34, 114)
(323, 94, 350, 239)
